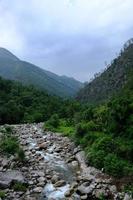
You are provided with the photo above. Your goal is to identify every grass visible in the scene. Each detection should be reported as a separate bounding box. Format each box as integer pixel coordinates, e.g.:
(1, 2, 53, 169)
(12, 183, 27, 192)
(0, 191, 5, 199)
(45, 119, 75, 137)
(0, 126, 25, 161)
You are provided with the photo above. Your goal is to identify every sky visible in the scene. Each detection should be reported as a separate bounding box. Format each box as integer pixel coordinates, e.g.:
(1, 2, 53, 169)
(0, 0, 133, 82)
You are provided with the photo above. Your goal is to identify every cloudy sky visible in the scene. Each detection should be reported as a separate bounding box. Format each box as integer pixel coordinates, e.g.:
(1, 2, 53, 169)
(0, 0, 133, 81)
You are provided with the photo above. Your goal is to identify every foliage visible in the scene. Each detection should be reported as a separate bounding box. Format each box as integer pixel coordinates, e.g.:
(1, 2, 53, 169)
(12, 183, 27, 192)
(17, 148, 25, 162)
(45, 114, 60, 129)
(45, 118, 75, 136)
(0, 136, 19, 154)
(0, 126, 25, 161)
(77, 42, 133, 104)
(0, 191, 5, 199)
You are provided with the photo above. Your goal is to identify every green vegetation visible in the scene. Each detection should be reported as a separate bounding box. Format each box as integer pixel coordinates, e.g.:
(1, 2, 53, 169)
(0, 40, 133, 182)
(77, 40, 133, 104)
(0, 47, 82, 98)
(0, 126, 25, 161)
(0, 191, 5, 199)
(44, 86, 133, 178)
(12, 183, 27, 192)
(124, 184, 133, 196)
(45, 116, 75, 136)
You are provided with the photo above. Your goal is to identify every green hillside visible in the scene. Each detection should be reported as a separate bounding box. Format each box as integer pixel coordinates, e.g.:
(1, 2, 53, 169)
(77, 39, 133, 104)
(0, 48, 83, 98)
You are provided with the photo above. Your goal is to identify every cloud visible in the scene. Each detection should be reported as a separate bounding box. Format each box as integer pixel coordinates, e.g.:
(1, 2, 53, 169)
(0, 0, 133, 81)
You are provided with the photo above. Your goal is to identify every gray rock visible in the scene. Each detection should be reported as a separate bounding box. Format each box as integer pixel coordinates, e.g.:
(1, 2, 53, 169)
(1, 158, 9, 168)
(51, 174, 59, 183)
(54, 180, 66, 187)
(110, 185, 117, 193)
(77, 182, 93, 194)
(0, 170, 25, 189)
(33, 186, 43, 193)
(71, 161, 79, 170)
(124, 193, 133, 200)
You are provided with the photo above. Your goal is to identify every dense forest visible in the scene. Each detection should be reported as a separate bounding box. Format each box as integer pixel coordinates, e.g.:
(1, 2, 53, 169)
(0, 77, 81, 124)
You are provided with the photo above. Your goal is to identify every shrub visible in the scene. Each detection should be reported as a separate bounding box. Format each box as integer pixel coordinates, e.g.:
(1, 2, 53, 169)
(0, 136, 19, 154)
(13, 183, 27, 192)
(4, 125, 13, 134)
(104, 153, 124, 177)
(0, 190, 5, 199)
(0, 134, 25, 162)
(17, 148, 25, 162)
(75, 123, 88, 137)
(92, 136, 116, 153)
(45, 114, 60, 129)
(87, 149, 106, 169)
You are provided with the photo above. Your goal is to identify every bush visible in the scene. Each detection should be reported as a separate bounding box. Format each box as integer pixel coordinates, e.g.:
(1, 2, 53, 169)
(104, 153, 124, 177)
(0, 190, 5, 199)
(75, 123, 88, 137)
(0, 136, 19, 154)
(0, 131, 25, 162)
(92, 136, 116, 153)
(45, 114, 60, 129)
(4, 125, 13, 134)
(87, 149, 106, 169)
(17, 148, 25, 162)
(13, 183, 27, 192)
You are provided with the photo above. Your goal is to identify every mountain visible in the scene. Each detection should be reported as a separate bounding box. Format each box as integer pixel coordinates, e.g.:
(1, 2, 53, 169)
(0, 48, 83, 98)
(77, 39, 133, 104)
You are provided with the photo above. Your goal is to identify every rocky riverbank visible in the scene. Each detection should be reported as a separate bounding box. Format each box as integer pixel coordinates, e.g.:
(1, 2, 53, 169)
(0, 123, 132, 200)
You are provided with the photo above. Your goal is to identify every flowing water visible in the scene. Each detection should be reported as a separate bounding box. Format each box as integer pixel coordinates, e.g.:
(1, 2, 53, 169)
(28, 125, 79, 200)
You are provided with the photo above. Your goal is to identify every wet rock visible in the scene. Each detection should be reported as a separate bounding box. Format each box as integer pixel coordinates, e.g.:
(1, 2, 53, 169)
(54, 180, 66, 187)
(81, 194, 88, 199)
(71, 161, 79, 170)
(124, 193, 133, 200)
(65, 190, 71, 197)
(51, 174, 59, 183)
(33, 186, 43, 193)
(38, 142, 47, 150)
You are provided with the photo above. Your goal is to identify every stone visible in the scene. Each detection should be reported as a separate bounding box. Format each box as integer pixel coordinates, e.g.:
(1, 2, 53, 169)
(81, 194, 88, 199)
(77, 182, 93, 195)
(110, 185, 117, 193)
(54, 180, 66, 187)
(71, 161, 79, 170)
(33, 187, 43, 193)
(1, 158, 9, 168)
(93, 188, 107, 198)
(38, 142, 47, 150)
(0, 170, 25, 189)
(65, 190, 71, 197)
(124, 193, 133, 200)
(38, 177, 45, 182)
(51, 174, 59, 183)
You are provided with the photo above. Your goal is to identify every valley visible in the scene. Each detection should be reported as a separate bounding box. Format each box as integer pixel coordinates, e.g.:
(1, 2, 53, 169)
(0, 123, 131, 200)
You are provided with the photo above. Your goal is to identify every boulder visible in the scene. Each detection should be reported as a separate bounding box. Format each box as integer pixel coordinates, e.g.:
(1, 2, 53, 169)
(71, 161, 79, 170)
(54, 180, 66, 187)
(38, 142, 47, 150)
(0, 170, 25, 189)
(77, 182, 94, 195)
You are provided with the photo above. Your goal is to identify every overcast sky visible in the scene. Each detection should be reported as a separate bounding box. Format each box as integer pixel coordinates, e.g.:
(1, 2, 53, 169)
(0, 0, 133, 81)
